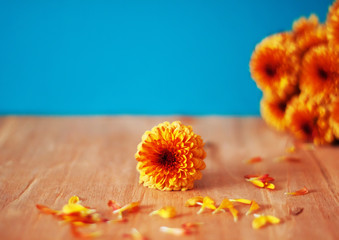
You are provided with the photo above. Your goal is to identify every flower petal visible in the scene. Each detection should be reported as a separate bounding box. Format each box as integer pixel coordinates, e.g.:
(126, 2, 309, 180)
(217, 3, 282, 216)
(229, 199, 252, 205)
(185, 196, 204, 207)
(197, 196, 216, 214)
(246, 201, 260, 215)
(149, 206, 176, 218)
(159, 226, 189, 236)
(285, 186, 309, 196)
(246, 156, 262, 164)
(123, 228, 147, 240)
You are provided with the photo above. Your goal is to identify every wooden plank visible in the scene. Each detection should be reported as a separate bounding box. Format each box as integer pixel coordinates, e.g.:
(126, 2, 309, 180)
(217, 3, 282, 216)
(0, 117, 338, 240)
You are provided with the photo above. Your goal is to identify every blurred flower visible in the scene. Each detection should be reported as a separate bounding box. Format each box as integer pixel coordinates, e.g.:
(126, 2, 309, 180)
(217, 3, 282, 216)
(330, 97, 339, 138)
(327, 0, 339, 47)
(299, 45, 339, 97)
(285, 95, 334, 145)
(135, 121, 206, 191)
(260, 95, 294, 131)
(292, 15, 328, 57)
(250, 33, 299, 99)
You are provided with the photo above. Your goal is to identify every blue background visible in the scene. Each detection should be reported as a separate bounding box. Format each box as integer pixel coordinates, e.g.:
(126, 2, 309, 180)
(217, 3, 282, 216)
(0, 0, 333, 115)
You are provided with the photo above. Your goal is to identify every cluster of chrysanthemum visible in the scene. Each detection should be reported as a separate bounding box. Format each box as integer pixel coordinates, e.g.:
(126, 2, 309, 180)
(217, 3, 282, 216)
(250, 0, 339, 145)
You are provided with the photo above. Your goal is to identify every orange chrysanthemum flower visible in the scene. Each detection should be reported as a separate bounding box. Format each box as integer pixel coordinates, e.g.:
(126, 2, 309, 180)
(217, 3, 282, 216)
(299, 44, 339, 97)
(250, 33, 299, 99)
(292, 15, 328, 57)
(285, 95, 334, 145)
(330, 97, 339, 138)
(260, 94, 296, 131)
(135, 121, 206, 191)
(327, 0, 339, 47)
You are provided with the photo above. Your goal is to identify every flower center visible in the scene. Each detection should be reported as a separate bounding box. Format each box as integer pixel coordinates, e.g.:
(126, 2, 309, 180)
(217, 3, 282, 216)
(158, 150, 177, 168)
(265, 64, 277, 77)
(318, 67, 328, 80)
(301, 123, 312, 136)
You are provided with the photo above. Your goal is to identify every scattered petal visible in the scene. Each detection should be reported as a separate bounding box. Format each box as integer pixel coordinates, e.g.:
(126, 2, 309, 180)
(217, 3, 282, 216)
(213, 199, 238, 222)
(265, 183, 275, 189)
(246, 156, 262, 164)
(36, 204, 59, 215)
(252, 214, 281, 229)
(68, 196, 80, 204)
(149, 206, 176, 219)
(160, 226, 190, 236)
(113, 202, 140, 215)
(245, 174, 275, 189)
(123, 228, 147, 240)
(108, 200, 122, 211)
(246, 201, 260, 216)
(181, 222, 203, 229)
(285, 186, 309, 196)
(229, 199, 252, 205)
(197, 196, 217, 214)
(185, 196, 204, 207)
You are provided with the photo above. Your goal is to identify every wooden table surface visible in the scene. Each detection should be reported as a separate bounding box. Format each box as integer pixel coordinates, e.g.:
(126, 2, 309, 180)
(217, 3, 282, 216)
(0, 116, 338, 240)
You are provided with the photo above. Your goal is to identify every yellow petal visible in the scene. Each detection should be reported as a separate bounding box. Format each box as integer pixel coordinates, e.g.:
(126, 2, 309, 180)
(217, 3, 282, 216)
(197, 196, 216, 214)
(113, 201, 140, 214)
(250, 179, 265, 188)
(213, 198, 233, 214)
(150, 206, 176, 219)
(246, 201, 260, 215)
(62, 203, 91, 215)
(252, 215, 268, 229)
(266, 215, 281, 224)
(265, 183, 275, 189)
(229, 198, 252, 204)
(68, 196, 80, 204)
(185, 196, 204, 207)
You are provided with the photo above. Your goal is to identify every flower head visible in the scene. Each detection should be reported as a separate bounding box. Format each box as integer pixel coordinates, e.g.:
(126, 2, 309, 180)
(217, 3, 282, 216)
(299, 44, 339, 97)
(327, 0, 339, 47)
(250, 33, 299, 99)
(285, 95, 334, 145)
(136, 121, 206, 191)
(292, 15, 328, 57)
(330, 97, 339, 139)
(260, 94, 296, 131)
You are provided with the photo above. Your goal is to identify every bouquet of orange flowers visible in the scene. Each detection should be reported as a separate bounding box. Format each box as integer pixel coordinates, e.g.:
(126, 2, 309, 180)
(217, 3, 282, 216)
(250, 0, 339, 145)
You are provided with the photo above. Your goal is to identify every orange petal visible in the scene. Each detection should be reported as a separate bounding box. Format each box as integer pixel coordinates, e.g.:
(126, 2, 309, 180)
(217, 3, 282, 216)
(181, 222, 203, 229)
(213, 198, 233, 214)
(36, 204, 59, 215)
(246, 201, 260, 215)
(185, 196, 204, 207)
(108, 200, 122, 211)
(197, 196, 216, 214)
(285, 186, 309, 196)
(149, 206, 176, 219)
(246, 156, 262, 164)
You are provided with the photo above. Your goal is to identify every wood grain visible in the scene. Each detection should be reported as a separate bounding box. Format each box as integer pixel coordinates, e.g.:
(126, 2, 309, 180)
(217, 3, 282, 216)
(0, 116, 338, 240)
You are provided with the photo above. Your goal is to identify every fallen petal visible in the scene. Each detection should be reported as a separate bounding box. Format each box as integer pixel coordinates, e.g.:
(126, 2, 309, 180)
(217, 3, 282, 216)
(285, 186, 309, 196)
(149, 206, 176, 219)
(185, 196, 204, 207)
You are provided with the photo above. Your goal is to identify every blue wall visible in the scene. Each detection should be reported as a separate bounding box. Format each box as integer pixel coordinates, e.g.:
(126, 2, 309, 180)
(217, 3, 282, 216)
(0, 0, 333, 115)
